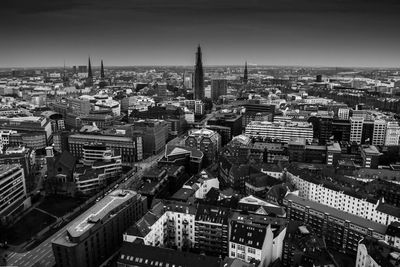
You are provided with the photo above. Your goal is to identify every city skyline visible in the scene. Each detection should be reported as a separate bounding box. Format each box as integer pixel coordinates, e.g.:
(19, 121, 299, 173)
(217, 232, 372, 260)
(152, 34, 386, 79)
(1, 0, 400, 68)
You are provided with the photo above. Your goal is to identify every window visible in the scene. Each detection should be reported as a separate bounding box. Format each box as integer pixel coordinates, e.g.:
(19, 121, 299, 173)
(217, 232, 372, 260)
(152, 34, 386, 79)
(231, 243, 235, 249)
(248, 248, 256, 254)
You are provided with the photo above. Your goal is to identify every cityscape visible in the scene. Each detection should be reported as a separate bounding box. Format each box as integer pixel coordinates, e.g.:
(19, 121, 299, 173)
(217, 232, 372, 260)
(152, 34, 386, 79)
(1, 1, 400, 267)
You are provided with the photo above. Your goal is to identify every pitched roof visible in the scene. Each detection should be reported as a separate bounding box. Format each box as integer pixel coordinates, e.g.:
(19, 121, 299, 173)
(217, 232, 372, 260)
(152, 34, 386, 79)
(230, 221, 267, 250)
(119, 242, 221, 267)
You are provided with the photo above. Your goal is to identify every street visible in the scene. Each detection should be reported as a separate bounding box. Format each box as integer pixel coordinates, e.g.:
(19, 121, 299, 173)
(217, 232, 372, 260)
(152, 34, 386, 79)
(5, 136, 185, 266)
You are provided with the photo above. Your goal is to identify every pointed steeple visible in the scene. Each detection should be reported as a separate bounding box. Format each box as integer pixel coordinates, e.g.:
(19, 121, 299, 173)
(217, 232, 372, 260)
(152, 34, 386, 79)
(243, 61, 248, 84)
(87, 57, 93, 86)
(100, 60, 105, 79)
(194, 45, 204, 100)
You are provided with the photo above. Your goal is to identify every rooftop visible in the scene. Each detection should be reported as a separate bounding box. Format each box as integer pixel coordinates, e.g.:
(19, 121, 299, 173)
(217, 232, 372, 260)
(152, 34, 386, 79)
(65, 190, 137, 238)
(286, 193, 387, 235)
(118, 242, 221, 267)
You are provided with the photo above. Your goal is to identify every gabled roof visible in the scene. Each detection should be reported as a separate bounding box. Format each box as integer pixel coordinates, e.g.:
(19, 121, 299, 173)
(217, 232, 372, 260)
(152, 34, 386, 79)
(230, 221, 267, 250)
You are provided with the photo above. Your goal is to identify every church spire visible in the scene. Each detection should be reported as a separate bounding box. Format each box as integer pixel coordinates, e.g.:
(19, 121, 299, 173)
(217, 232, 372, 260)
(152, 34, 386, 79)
(87, 57, 93, 86)
(194, 45, 204, 100)
(100, 60, 105, 79)
(243, 61, 248, 84)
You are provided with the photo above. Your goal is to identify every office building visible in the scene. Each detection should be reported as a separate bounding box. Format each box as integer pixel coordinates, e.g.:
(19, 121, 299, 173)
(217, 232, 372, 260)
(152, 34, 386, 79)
(360, 145, 382, 168)
(0, 164, 29, 224)
(207, 111, 243, 137)
(68, 133, 142, 164)
(385, 122, 400, 146)
(338, 108, 350, 120)
(133, 119, 168, 158)
(350, 117, 364, 144)
(52, 190, 147, 267)
(211, 79, 227, 101)
(68, 98, 91, 115)
(245, 121, 313, 143)
(243, 103, 275, 127)
(185, 128, 221, 163)
(372, 120, 387, 146)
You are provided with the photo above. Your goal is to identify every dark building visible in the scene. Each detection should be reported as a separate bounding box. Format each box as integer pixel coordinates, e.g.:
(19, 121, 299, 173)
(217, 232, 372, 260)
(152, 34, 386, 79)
(282, 221, 335, 267)
(207, 112, 243, 137)
(204, 125, 231, 147)
(243, 103, 275, 127)
(133, 119, 168, 158)
(195, 205, 229, 257)
(117, 242, 222, 267)
(194, 45, 204, 100)
(285, 193, 387, 256)
(52, 190, 147, 267)
(332, 119, 351, 142)
(158, 145, 203, 174)
(316, 74, 322, 82)
(130, 106, 186, 138)
(211, 79, 227, 101)
(362, 120, 374, 144)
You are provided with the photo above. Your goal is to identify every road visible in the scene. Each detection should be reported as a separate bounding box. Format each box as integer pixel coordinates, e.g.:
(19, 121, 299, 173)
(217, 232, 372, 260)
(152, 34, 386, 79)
(6, 218, 74, 267)
(5, 135, 185, 267)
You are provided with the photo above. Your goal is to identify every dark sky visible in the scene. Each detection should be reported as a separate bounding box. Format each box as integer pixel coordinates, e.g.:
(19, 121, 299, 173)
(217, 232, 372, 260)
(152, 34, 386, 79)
(1, 0, 400, 68)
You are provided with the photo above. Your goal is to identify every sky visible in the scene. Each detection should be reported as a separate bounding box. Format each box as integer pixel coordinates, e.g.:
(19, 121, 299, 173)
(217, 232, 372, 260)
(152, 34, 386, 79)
(1, 0, 400, 68)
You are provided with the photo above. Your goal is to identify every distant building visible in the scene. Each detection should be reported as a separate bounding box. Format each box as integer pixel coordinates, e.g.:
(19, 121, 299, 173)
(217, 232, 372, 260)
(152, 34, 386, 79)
(385, 122, 400, 146)
(245, 121, 313, 143)
(52, 190, 147, 267)
(350, 117, 364, 144)
(211, 79, 227, 101)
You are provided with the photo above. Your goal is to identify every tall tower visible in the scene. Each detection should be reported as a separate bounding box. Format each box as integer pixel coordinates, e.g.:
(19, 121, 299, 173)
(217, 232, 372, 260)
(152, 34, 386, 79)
(100, 60, 105, 79)
(87, 57, 93, 86)
(243, 61, 248, 84)
(194, 45, 204, 100)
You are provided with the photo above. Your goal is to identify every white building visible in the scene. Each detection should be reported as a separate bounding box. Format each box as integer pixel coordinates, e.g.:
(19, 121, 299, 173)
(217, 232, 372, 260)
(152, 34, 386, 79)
(372, 120, 387, 146)
(245, 121, 313, 143)
(182, 169, 219, 199)
(287, 171, 400, 226)
(385, 122, 400, 146)
(338, 108, 350, 120)
(229, 215, 287, 267)
(356, 238, 400, 267)
(350, 117, 364, 144)
(123, 201, 196, 250)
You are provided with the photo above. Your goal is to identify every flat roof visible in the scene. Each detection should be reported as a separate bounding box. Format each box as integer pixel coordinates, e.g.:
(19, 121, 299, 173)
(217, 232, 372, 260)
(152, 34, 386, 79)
(66, 190, 137, 238)
(69, 133, 133, 142)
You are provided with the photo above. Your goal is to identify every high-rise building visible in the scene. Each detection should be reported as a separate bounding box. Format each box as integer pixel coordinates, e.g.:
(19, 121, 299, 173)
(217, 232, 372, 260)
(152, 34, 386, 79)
(194, 45, 204, 100)
(338, 108, 350, 120)
(52, 190, 147, 267)
(350, 117, 364, 144)
(211, 79, 227, 101)
(372, 120, 387, 146)
(243, 61, 248, 84)
(0, 164, 29, 224)
(385, 122, 400, 146)
(133, 119, 169, 158)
